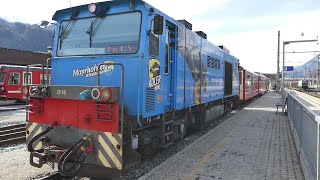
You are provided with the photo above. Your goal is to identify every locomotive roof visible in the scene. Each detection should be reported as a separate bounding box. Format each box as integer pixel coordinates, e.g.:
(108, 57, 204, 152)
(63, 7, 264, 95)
(52, 0, 238, 62)
(0, 48, 50, 66)
(53, 0, 143, 21)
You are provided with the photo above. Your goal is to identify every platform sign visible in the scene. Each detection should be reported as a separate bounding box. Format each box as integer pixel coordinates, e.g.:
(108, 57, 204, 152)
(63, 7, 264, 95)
(284, 66, 294, 71)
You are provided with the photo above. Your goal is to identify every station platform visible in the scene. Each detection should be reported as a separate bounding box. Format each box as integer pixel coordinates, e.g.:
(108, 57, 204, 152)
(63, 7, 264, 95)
(139, 92, 304, 180)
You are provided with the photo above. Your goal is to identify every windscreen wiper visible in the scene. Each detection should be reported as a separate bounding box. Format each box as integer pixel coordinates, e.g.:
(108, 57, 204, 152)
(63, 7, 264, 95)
(86, 6, 110, 47)
(59, 10, 79, 49)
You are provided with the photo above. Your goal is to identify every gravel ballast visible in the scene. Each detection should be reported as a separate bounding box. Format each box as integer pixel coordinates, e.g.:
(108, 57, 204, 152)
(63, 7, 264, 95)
(0, 145, 54, 180)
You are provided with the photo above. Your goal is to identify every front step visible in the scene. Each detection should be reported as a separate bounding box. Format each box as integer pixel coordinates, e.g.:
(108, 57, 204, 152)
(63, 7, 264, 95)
(160, 116, 174, 148)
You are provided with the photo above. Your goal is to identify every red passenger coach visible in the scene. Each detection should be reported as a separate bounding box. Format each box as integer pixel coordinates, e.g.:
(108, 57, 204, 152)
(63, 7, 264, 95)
(0, 65, 51, 101)
(258, 74, 269, 95)
(239, 67, 259, 101)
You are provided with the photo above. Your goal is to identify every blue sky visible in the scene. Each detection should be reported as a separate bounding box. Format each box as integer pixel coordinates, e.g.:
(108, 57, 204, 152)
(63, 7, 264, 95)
(1, 0, 320, 73)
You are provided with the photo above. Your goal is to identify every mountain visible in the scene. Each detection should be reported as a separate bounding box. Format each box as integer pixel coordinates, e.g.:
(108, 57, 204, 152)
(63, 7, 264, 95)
(286, 55, 320, 79)
(0, 18, 53, 52)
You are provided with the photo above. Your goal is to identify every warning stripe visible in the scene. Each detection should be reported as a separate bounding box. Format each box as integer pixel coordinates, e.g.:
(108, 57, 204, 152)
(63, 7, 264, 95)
(97, 132, 123, 170)
(105, 133, 123, 154)
(26, 122, 43, 150)
(97, 149, 112, 167)
(26, 122, 39, 140)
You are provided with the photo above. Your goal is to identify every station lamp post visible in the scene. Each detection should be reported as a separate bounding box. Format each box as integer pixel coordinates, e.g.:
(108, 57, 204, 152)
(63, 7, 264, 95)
(282, 39, 318, 113)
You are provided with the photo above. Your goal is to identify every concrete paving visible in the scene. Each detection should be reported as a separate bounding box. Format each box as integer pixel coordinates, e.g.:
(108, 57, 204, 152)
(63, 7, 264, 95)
(139, 92, 304, 180)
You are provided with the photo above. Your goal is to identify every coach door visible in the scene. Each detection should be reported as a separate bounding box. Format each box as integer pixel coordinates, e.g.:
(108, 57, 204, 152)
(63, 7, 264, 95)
(163, 22, 176, 111)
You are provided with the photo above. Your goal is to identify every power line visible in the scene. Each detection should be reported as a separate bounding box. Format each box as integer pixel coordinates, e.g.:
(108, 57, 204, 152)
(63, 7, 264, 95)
(281, 50, 320, 54)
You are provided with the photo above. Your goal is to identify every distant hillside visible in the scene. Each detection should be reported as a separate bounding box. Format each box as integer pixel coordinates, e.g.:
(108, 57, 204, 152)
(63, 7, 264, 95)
(0, 18, 53, 52)
(286, 54, 320, 79)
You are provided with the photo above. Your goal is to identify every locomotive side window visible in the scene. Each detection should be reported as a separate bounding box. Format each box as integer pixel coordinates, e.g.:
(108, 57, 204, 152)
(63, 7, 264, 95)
(0, 72, 6, 85)
(23, 72, 32, 85)
(149, 19, 159, 57)
(165, 27, 170, 74)
(9, 73, 20, 85)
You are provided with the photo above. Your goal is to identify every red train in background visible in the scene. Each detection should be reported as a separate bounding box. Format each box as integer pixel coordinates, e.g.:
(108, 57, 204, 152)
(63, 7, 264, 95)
(258, 73, 270, 95)
(0, 65, 51, 101)
(239, 67, 269, 102)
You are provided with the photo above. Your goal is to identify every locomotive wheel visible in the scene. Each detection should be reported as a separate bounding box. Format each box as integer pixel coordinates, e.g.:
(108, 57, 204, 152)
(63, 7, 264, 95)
(138, 137, 160, 158)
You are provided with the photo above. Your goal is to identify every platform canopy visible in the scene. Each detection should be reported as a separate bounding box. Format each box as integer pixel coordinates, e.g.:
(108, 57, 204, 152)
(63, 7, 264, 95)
(0, 47, 50, 66)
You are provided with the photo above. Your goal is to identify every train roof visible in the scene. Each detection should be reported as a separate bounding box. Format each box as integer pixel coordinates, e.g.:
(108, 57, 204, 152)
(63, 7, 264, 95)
(0, 64, 50, 70)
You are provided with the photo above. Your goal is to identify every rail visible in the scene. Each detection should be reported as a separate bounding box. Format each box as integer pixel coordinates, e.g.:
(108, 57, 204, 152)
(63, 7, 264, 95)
(0, 124, 26, 147)
(287, 90, 320, 180)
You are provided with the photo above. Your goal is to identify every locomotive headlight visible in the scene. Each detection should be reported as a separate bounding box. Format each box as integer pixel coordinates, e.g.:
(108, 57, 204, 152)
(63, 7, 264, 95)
(91, 88, 100, 100)
(0, 87, 4, 91)
(100, 88, 112, 101)
(21, 86, 28, 95)
(88, 3, 98, 14)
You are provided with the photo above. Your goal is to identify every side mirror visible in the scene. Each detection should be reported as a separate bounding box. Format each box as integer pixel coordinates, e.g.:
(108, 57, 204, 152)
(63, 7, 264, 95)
(153, 15, 163, 35)
(40, 20, 50, 29)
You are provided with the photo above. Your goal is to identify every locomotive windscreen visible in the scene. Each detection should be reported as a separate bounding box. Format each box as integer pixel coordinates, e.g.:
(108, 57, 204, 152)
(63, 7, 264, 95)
(224, 62, 232, 96)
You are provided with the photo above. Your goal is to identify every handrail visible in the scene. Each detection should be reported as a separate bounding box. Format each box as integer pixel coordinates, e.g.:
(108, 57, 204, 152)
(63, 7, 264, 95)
(46, 58, 52, 85)
(97, 62, 125, 135)
(26, 64, 45, 122)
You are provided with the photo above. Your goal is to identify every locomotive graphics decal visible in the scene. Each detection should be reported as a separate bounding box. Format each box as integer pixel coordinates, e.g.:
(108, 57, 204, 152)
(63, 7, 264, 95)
(148, 59, 161, 91)
(180, 46, 209, 104)
(73, 61, 114, 78)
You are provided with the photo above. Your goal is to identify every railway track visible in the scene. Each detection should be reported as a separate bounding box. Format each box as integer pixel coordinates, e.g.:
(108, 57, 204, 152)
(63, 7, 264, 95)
(293, 88, 320, 99)
(0, 124, 26, 147)
(0, 104, 25, 112)
(35, 172, 76, 180)
(0, 102, 25, 107)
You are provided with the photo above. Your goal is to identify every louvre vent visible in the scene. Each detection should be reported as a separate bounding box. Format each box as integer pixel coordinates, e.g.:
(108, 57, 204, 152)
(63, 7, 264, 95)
(218, 45, 230, 53)
(164, 105, 171, 112)
(196, 31, 207, 39)
(145, 89, 155, 112)
(178, 20, 192, 30)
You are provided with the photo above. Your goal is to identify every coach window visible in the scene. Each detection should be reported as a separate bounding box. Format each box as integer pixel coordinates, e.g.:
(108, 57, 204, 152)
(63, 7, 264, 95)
(9, 73, 20, 85)
(23, 72, 32, 85)
(247, 74, 250, 85)
(149, 20, 159, 57)
(0, 72, 6, 85)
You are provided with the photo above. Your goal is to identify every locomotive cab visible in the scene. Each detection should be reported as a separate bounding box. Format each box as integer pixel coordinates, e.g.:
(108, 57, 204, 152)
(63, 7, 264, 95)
(26, 1, 158, 178)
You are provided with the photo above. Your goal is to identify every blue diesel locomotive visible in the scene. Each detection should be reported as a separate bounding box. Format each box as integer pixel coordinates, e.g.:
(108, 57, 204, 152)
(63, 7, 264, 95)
(26, 0, 239, 178)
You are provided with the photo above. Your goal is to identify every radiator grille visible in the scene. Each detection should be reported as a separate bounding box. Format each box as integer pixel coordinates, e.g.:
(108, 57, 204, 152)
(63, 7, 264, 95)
(145, 90, 155, 112)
